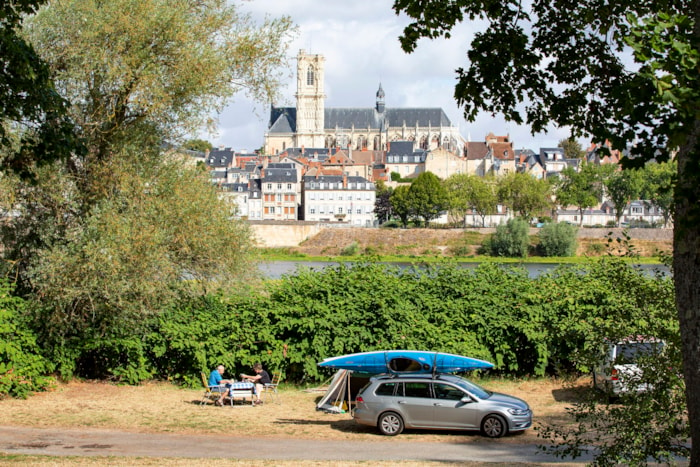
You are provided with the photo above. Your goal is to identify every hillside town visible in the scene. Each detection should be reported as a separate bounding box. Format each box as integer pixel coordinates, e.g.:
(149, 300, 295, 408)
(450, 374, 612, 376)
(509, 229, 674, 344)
(191, 50, 668, 229)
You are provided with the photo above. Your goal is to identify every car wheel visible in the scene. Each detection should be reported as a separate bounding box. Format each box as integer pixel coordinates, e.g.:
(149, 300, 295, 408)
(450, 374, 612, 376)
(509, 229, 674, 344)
(481, 414, 507, 438)
(378, 412, 404, 436)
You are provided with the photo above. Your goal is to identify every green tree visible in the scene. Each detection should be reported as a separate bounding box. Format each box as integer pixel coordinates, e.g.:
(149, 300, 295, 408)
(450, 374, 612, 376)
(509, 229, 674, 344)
(555, 163, 605, 226)
(604, 168, 644, 227)
(486, 217, 530, 258)
(444, 173, 497, 227)
(558, 136, 585, 160)
(390, 184, 412, 228)
(374, 179, 393, 224)
(1, 0, 295, 380)
(184, 139, 213, 153)
(408, 171, 449, 227)
(641, 160, 676, 228)
(497, 172, 552, 222)
(537, 222, 578, 257)
(0, 0, 77, 179)
(392, 0, 699, 463)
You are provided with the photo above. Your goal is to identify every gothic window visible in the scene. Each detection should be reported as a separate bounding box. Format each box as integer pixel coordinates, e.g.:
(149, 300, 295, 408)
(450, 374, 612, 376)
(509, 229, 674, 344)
(307, 65, 315, 86)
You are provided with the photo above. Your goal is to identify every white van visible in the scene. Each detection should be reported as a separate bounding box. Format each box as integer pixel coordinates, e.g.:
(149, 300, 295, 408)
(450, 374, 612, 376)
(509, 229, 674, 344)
(593, 337, 665, 394)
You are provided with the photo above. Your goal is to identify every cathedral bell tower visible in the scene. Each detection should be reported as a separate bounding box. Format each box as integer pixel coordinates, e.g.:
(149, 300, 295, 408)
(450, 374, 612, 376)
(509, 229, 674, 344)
(295, 50, 326, 148)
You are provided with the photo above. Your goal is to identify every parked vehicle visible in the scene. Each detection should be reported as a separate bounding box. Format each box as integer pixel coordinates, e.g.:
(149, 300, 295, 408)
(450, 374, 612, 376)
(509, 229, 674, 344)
(592, 337, 665, 394)
(353, 373, 532, 437)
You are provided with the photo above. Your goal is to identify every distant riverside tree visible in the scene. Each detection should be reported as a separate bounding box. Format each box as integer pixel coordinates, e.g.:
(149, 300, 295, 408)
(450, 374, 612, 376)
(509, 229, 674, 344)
(497, 172, 552, 222)
(408, 171, 449, 227)
(390, 184, 412, 228)
(374, 180, 393, 225)
(604, 168, 643, 227)
(558, 137, 586, 160)
(555, 163, 608, 226)
(444, 173, 497, 227)
(640, 160, 676, 228)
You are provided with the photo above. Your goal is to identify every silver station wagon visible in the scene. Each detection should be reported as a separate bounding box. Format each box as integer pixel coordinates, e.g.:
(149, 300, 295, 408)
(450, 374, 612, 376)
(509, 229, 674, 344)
(353, 373, 532, 437)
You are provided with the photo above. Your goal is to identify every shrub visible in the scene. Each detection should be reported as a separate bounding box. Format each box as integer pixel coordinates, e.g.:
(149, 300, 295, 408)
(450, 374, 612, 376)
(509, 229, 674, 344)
(0, 280, 54, 398)
(538, 222, 578, 257)
(485, 218, 530, 257)
(340, 241, 360, 256)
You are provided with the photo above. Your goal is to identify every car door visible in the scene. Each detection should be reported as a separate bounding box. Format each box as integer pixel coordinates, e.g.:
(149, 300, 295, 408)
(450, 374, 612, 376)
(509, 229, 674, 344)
(396, 381, 434, 427)
(431, 382, 480, 429)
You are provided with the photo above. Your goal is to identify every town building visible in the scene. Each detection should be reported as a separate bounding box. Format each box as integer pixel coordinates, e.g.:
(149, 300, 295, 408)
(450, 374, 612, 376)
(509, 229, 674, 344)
(302, 174, 376, 226)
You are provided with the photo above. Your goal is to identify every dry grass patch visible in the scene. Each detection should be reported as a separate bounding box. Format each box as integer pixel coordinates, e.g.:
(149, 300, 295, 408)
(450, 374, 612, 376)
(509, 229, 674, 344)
(0, 377, 588, 445)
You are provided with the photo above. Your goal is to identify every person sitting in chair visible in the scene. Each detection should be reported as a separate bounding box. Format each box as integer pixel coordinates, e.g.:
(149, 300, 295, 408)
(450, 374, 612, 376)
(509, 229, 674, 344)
(209, 364, 233, 406)
(240, 363, 271, 406)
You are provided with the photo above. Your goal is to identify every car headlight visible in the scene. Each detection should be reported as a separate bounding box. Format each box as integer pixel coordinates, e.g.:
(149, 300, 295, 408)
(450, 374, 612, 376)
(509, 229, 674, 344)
(508, 408, 530, 416)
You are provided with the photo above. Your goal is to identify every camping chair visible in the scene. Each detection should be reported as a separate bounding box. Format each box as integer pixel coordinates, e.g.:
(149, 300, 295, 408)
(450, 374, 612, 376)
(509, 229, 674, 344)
(200, 372, 227, 406)
(261, 372, 282, 403)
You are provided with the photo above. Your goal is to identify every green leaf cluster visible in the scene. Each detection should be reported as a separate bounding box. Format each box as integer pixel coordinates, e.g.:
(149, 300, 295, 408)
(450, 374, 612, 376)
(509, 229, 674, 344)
(0, 279, 54, 398)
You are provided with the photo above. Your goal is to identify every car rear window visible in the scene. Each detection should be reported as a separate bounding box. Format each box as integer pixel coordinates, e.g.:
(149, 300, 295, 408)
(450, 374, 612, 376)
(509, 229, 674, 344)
(616, 342, 664, 364)
(375, 382, 398, 396)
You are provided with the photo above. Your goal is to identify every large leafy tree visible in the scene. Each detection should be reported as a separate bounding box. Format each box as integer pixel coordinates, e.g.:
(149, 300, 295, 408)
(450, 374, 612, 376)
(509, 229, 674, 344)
(0, 0, 77, 179)
(0, 0, 295, 379)
(408, 171, 450, 227)
(393, 0, 699, 463)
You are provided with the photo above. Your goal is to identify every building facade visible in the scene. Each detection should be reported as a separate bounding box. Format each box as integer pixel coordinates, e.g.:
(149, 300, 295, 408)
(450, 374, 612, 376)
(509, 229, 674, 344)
(265, 50, 467, 157)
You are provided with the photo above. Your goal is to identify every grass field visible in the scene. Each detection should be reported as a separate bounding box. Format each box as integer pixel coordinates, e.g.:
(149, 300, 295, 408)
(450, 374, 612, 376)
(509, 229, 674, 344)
(0, 376, 588, 441)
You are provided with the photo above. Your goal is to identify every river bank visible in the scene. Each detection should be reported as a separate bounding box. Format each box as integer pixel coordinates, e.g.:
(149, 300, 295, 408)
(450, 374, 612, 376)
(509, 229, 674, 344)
(261, 227, 672, 260)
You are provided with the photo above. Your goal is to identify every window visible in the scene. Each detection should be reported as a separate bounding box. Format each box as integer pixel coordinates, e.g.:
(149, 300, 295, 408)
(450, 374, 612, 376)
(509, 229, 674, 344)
(266, 183, 272, 190)
(310, 193, 316, 200)
(287, 183, 292, 190)
(269, 207, 275, 214)
(356, 208, 361, 214)
(277, 183, 282, 190)
(310, 208, 316, 214)
(338, 207, 343, 214)
(306, 65, 315, 85)
(433, 383, 465, 401)
(276, 194, 282, 203)
(403, 382, 431, 398)
(375, 383, 397, 396)
(329, 193, 334, 200)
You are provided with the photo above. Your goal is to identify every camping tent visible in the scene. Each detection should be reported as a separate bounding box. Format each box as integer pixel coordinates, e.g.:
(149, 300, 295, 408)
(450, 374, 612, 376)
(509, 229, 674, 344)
(315, 370, 369, 414)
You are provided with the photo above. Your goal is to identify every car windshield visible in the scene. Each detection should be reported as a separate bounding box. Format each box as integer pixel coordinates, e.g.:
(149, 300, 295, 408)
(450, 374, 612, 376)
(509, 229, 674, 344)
(452, 377, 492, 399)
(616, 342, 664, 364)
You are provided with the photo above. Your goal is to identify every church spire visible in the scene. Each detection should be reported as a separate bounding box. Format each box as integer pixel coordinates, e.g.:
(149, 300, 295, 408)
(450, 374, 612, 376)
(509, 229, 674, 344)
(375, 83, 385, 113)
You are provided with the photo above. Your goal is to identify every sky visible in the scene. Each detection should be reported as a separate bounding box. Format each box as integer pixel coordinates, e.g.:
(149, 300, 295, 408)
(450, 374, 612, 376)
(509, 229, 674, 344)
(199, 0, 579, 153)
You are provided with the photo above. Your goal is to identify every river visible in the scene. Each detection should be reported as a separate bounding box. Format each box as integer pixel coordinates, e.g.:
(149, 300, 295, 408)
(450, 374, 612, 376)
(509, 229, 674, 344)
(259, 261, 670, 279)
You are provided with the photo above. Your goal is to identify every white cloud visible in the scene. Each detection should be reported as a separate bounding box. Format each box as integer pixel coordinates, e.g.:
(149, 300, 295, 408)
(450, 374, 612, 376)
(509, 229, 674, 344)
(199, 0, 578, 151)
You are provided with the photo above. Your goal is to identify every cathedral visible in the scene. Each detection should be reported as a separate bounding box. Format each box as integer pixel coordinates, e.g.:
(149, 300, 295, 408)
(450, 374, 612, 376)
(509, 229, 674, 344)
(264, 50, 467, 156)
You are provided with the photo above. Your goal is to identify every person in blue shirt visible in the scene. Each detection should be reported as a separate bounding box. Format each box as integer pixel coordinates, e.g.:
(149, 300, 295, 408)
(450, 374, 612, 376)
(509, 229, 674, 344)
(209, 365, 233, 406)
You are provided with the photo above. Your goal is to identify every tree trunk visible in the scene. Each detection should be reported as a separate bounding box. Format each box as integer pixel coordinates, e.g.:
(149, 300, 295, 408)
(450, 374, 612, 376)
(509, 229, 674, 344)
(674, 116, 700, 465)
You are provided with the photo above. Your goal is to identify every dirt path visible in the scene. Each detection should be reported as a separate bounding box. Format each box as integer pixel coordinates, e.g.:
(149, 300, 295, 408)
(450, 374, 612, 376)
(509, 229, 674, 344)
(0, 425, 587, 464)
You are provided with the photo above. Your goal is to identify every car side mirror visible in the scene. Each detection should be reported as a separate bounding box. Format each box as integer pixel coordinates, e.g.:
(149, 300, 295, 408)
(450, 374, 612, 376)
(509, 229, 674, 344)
(460, 396, 474, 404)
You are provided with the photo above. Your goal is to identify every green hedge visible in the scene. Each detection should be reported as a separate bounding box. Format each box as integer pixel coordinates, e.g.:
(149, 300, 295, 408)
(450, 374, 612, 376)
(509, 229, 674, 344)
(3, 257, 678, 394)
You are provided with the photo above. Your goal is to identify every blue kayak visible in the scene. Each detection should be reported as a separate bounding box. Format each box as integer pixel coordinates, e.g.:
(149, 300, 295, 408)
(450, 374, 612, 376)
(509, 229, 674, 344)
(317, 350, 493, 374)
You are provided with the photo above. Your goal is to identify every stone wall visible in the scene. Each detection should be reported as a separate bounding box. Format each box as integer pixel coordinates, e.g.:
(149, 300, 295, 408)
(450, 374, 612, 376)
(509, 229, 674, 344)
(248, 222, 673, 248)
